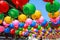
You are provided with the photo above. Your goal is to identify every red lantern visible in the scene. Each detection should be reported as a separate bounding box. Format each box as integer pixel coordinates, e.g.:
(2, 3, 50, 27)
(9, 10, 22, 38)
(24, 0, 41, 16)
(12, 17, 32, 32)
(34, 24, 38, 28)
(10, 29, 15, 35)
(12, 0, 29, 9)
(43, 0, 54, 4)
(0, 1, 9, 13)
(14, 26, 18, 30)
(24, 24, 28, 29)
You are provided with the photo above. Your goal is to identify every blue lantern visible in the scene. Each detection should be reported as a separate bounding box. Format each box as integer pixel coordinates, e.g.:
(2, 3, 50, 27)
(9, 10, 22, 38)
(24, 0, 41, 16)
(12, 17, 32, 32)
(9, 23, 14, 29)
(41, 19, 47, 26)
(4, 28, 10, 33)
(19, 23, 24, 28)
(30, 20, 36, 27)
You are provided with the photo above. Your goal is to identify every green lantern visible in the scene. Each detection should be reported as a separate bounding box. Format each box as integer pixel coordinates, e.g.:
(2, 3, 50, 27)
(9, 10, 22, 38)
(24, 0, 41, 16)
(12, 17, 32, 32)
(19, 28, 23, 31)
(0, 14, 4, 20)
(37, 25, 41, 30)
(28, 26, 31, 30)
(15, 30, 20, 35)
(46, 1, 60, 13)
(23, 3, 36, 16)
(8, 8, 19, 18)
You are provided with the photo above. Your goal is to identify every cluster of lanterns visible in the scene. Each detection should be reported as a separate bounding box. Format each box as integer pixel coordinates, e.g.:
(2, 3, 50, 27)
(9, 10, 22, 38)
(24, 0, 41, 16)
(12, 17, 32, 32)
(0, 0, 60, 38)
(43, 0, 60, 28)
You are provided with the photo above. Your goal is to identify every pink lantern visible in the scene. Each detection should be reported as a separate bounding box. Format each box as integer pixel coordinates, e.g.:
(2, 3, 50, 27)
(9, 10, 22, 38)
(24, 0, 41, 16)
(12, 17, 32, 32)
(12, 20, 19, 29)
(0, 26, 5, 33)
(36, 16, 44, 24)
(50, 17, 59, 23)
(12, 20, 19, 26)
(25, 18, 32, 25)
(3, 21, 9, 28)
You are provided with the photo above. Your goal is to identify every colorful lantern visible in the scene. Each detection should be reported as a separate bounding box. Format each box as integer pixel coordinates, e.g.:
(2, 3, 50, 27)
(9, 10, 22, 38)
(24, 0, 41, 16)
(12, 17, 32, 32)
(23, 3, 36, 15)
(0, 1, 9, 13)
(8, 8, 19, 18)
(18, 14, 27, 22)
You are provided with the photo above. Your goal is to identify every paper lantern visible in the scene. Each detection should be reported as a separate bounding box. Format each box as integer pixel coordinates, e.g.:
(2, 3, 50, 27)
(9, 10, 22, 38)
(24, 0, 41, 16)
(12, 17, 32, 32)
(18, 14, 27, 22)
(0, 14, 4, 20)
(36, 16, 44, 24)
(15, 30, 19, 35)
(12, 20, 19, 27)
(0, 1, 9, 13)
(48, 11, 60, 19)
(4, 28, 10, 33)
(25, 18, 32, 25)
(4, 16, 12, 24)
(19, 28, 23, 31)
(8, 8, 19, 18)
(31, 10, 41, 20)
(30, 20, 36, 27)
(23, 3, 36, 15)
(10, 29, 15, 35)
(3, 21, 9, 28)
(46, 1, 60, 13)
(19, 23, 24, 28)
(37, 25, 41, 30)
(0, 26, 5, 33)
(41, 20, 47, 27)
(9, 23, 14, 29)
(24, 23, 28, 29)
(28, 26, 31, 30)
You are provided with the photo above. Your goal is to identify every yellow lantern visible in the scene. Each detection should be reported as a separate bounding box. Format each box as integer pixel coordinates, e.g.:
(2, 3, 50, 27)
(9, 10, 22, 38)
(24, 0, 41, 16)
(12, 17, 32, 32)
(48, 11, 60, 19)
(4, 16, 12, 24)
(19, 31, 22, 36)
(0, 20, 2, 24)
(18, 14, 27, 22)
(31, 10, 41, 20)
(31, 27, 34, 31)
(40, 27, 44, 31)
